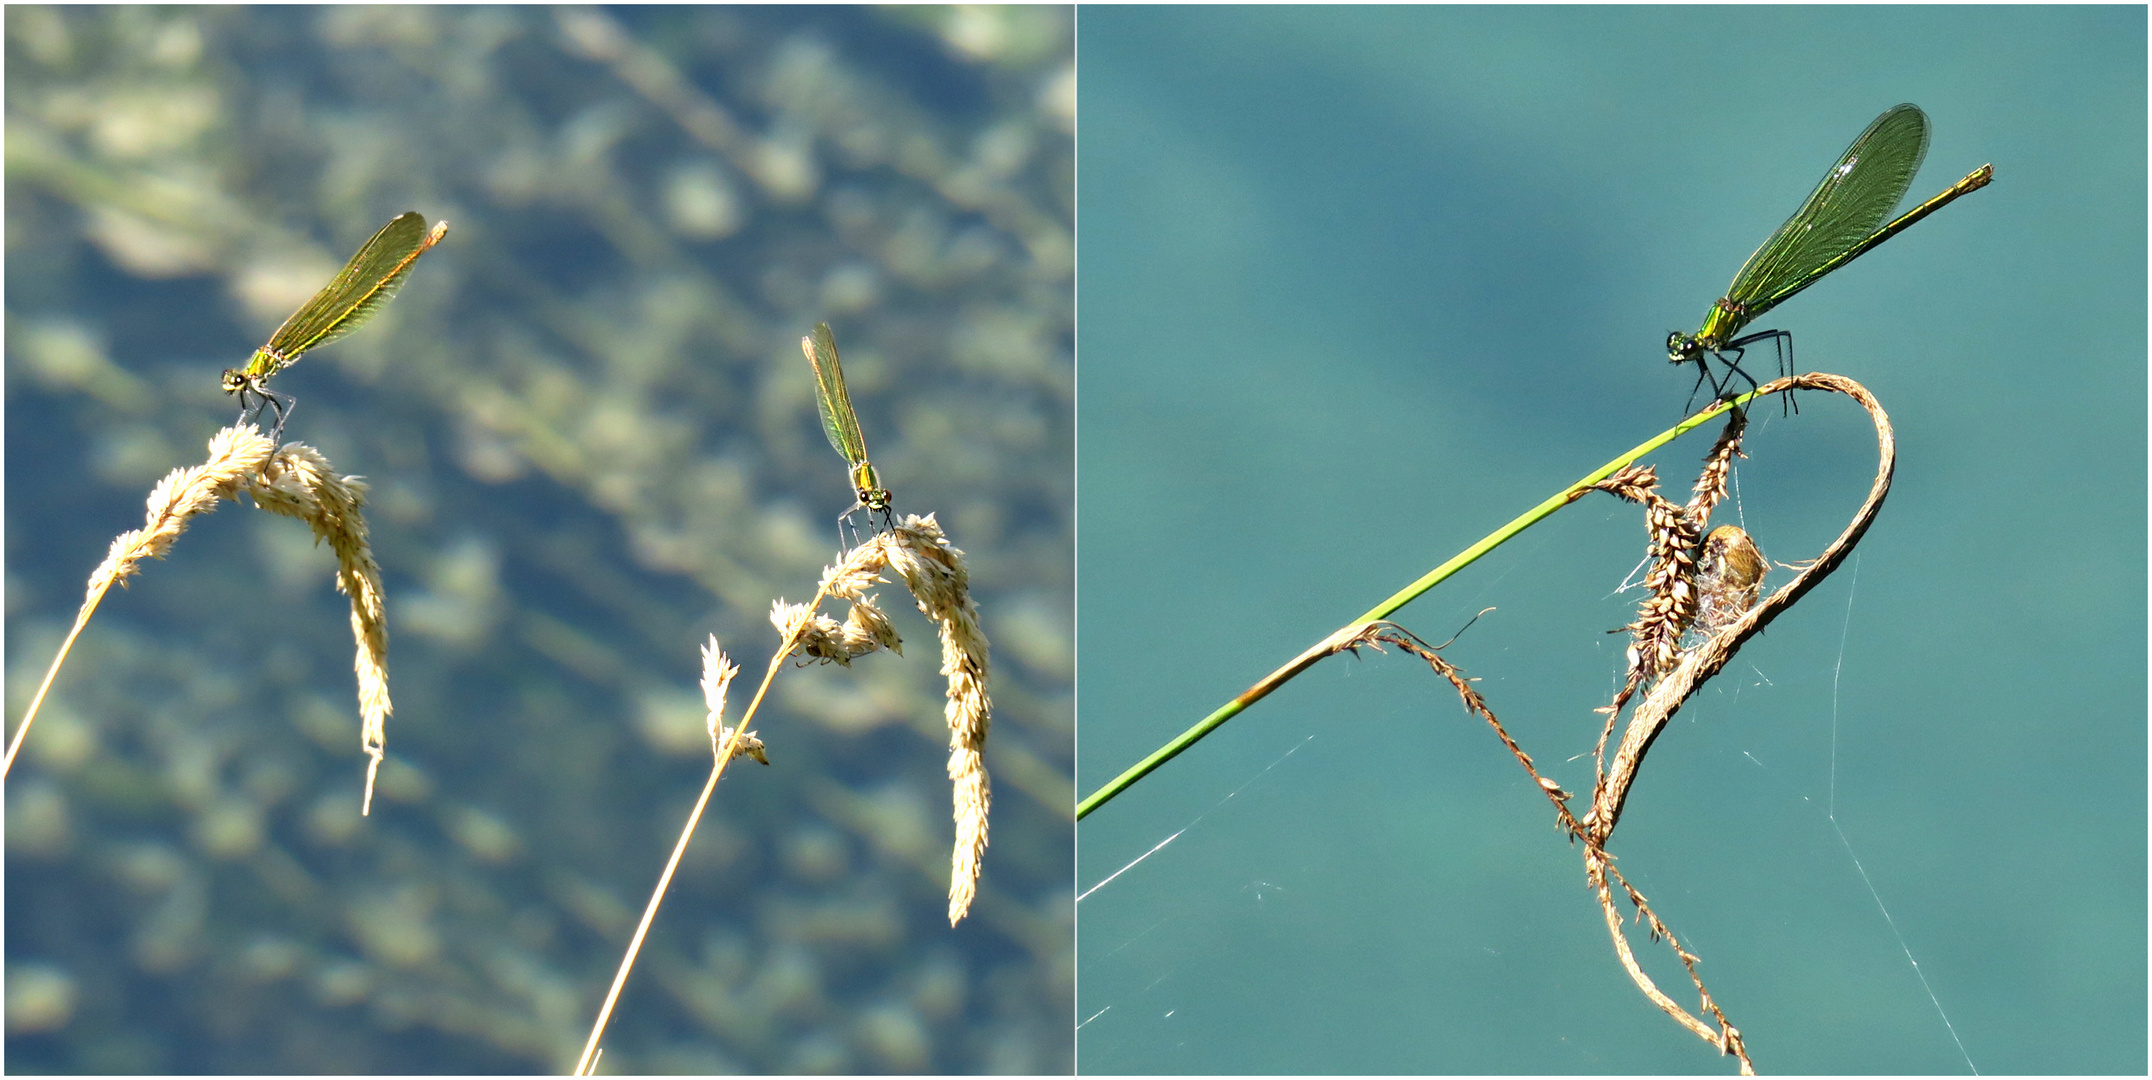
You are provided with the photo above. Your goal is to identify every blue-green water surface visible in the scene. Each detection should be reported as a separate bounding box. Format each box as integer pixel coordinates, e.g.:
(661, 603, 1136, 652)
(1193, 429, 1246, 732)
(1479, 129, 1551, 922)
(1076, 6, 2144, 1074)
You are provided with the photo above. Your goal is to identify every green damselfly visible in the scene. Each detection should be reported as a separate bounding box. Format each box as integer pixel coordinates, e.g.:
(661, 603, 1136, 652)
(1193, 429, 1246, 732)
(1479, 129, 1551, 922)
(223, 211, 449, 440)
(801, 322, 895, 548)
(1668, 104, 1991, 404)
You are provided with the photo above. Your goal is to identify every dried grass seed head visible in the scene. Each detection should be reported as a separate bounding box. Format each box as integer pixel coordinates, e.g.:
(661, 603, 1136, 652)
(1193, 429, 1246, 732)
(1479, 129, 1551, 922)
(820, 537, 892, 601)
(699, 635, 740, 724)
(90, 426, 278, 596)
(881, 514, 994, 925)
(773, 601, 893, 666)
(842, 594, 902, 657)
(238, 439, 394, 814)
(789, 610, 857, 664)
(769, 599, 814, 639)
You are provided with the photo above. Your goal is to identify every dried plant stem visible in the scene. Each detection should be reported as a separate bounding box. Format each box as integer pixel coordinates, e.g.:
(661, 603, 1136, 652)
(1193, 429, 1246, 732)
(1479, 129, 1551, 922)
(1587, 373, 1893, 841)
(1354, 624, 1585, 834)
(1586, 846, 1750, 1069)
(1078, 384, 1773, 818)
(1307, 620, 1756, 1070)
(570, 749, 724, 1076)
(1079, 374, 1886, 1070)
(573, 518, 990, 1071)
(570, 594, 822, 1077)
(563, 615, 809, 1071)
(5, 604, 98, 778)
(1559, 372, 1890, 1071)
(4, 426, 276, 778)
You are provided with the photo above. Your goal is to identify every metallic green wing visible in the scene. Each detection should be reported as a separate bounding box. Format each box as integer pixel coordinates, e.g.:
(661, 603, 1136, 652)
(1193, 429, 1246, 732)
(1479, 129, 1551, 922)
(249, 212, 445, 375)
(803, 322, 870, 466)
(1722, 104, 1929, 318)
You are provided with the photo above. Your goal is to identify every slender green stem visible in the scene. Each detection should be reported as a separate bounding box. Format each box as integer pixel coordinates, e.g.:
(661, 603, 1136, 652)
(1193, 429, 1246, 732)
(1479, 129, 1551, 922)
(1076, 387, 1768, 821)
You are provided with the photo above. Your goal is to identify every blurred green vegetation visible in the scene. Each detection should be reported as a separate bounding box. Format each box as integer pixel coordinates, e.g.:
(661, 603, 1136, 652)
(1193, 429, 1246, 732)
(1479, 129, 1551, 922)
(6, 6, 1071, 1073)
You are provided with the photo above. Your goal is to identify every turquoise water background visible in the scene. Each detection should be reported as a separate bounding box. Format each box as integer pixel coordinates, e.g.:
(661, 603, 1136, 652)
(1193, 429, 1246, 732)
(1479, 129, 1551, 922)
(1077, 6, 2144, 1074)
(7, 7, 1071, 1073)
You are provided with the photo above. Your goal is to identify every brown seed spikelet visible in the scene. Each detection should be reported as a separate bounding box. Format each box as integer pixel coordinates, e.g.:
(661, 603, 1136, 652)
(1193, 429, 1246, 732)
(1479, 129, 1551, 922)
(1595, 465, 1700, 684)
(883, 515, 992, 926)
(241, 442, 393, 814)
(1596, 410, 1756, 694)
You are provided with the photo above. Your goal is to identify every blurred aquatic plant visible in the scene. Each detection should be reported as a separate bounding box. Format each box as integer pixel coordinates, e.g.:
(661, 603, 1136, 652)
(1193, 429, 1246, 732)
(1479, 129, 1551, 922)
(7, 5, 1070, 1073)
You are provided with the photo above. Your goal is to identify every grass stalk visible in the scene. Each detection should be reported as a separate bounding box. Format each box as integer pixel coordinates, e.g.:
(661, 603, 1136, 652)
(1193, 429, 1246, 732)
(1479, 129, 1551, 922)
(570, 615, 806, 1076)
(4, 426, 275, 779)
(572, 516, 989, 1071)
(1075, 385, 1771, 819)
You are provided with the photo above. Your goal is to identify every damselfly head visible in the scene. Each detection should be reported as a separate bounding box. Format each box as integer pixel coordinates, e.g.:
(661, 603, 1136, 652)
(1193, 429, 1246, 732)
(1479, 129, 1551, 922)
(1666, 331, 1696, 365)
